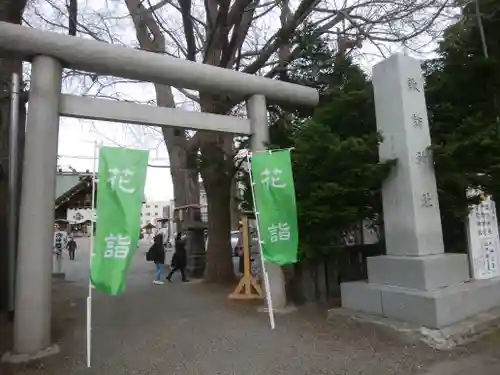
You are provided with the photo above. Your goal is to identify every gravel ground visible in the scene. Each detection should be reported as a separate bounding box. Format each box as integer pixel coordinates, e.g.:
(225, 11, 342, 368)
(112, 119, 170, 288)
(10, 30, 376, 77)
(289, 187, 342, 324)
(1, 238, 500, 375)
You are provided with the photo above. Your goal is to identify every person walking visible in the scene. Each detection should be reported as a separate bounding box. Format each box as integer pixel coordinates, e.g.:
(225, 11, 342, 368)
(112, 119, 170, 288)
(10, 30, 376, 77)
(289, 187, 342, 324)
(150, 233, 165, 285)
(166, 232, 188, 282)
(147, 233, 166, 285)
(67, 236, 77, 260)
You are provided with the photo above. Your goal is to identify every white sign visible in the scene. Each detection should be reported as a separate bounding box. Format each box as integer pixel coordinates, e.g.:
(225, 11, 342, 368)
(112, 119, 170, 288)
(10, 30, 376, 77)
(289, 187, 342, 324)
(67, 208, 93, 224)
(467, 197, 500, 279)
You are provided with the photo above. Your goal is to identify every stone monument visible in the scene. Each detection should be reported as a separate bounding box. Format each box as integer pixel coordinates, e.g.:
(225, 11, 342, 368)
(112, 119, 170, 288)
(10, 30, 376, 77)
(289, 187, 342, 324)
(467, 195, 500, 279)
(341, 54, 500, 329)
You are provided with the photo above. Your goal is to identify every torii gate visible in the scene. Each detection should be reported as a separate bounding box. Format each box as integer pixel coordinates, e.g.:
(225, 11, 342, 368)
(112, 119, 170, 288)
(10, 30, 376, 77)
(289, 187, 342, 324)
(0, 22, 318, 358)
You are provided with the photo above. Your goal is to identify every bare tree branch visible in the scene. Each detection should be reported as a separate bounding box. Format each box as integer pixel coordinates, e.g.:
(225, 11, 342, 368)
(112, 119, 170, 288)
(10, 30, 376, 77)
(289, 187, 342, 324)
(66, 0, 77, 36)
(277, 0, 291, 81)
(220, 0, 258, 68)
(203, 0, 230, 66)
(176, 87, 200, 102)
(178, 0, 197, 61)
(243, 0, 322, 75)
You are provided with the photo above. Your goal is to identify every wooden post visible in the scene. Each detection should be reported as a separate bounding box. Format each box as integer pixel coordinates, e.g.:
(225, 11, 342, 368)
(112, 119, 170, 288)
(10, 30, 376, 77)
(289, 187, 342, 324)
(228, 215, 263, 300)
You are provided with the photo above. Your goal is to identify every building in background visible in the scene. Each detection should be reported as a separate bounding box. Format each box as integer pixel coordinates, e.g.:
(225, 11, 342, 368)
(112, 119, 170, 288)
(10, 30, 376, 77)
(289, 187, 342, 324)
(56, 169, 95, 233)
(58, 168, 161, 235)
(141, 201, 170, 227)
(55, 170, 94, 219)
(162, 200, 174, 219)
(158, 199, 176, 243)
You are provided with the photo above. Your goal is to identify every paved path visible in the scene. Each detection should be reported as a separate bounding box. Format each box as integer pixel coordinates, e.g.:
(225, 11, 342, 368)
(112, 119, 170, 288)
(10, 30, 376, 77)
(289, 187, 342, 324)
(1, 238, 500, 375)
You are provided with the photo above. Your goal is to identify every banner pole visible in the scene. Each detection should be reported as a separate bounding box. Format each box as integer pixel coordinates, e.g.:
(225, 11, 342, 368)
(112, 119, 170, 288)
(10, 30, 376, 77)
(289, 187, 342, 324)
(86, 141, 98, 368)
(247, 151, 275, 330)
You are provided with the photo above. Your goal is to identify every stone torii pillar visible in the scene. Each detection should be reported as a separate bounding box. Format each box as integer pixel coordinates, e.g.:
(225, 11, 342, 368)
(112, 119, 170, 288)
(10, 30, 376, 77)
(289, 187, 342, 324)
(13, 56, 63, 357)
(247, 95, 288, 312)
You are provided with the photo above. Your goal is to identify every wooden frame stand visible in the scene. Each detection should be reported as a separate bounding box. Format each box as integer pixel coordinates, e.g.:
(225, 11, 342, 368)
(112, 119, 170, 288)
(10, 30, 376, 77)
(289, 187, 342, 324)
(228, 215, 263, 300)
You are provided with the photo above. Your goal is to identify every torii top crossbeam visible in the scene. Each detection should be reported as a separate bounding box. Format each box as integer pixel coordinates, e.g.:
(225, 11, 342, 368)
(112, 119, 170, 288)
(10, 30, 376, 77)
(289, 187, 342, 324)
(0, 22, 319, 107)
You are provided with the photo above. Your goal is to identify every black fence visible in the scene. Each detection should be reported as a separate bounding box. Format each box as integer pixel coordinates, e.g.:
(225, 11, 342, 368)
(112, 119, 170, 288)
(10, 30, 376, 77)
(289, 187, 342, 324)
(286, 244, 384, 307)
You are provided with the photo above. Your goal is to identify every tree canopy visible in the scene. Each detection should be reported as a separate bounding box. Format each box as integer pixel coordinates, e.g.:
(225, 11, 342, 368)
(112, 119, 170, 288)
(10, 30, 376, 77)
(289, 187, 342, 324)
(290, 59, 393, 258)
(240, 42, 393, 258)
(242, 0, 500, 257)
(424, 0, 500, 251)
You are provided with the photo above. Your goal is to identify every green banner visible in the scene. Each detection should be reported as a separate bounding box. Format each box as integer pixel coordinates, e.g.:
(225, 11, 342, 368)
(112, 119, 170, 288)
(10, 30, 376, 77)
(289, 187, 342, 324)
(250, 150, 298, 265)
(90, 147, 149, 295)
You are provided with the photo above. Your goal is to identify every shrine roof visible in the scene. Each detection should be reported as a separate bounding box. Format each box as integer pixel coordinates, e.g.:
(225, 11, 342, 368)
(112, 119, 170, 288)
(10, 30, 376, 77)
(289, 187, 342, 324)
(55, 171, 93, 208)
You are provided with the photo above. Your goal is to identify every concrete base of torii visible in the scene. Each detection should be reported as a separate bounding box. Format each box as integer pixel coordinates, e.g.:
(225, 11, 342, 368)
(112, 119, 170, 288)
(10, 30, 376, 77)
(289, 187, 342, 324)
(258, 262, 296, 314)
(1, 345, 60, 364)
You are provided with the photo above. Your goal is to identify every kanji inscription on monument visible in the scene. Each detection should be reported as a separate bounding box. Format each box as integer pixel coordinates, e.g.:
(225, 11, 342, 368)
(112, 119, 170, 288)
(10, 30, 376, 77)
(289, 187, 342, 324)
(421, 192, 434, 207)
(412, 113, 424, 128)
(407, 77, 421, 92)
(416, 147, 432, 164)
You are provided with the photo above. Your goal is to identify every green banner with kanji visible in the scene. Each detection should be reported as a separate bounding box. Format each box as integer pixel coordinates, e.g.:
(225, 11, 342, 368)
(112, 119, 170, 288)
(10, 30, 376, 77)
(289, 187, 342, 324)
(90, 147, 149, 295)
(250, 150, 298, 265)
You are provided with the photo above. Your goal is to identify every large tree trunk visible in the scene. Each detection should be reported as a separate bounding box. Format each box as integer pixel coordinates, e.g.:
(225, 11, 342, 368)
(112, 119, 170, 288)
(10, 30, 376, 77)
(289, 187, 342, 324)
(0, 0, 27, 313)
(124, 0, 201, 212)
(155, 84, 200, 208)
(230, 174, 240, 230)
(166, 136, 200, 207)
(198, 94, 236, 282)
(203, 170, 234, 283)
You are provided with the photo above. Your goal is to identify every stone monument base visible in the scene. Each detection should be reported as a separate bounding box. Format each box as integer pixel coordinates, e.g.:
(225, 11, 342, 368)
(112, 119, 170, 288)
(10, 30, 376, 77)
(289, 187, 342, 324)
(329, 303, 500, 350)
(341, 276, 500, 329)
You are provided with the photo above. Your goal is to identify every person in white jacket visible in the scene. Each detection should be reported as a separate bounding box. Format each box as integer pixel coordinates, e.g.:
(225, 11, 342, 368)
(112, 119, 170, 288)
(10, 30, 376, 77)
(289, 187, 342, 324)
(53, 223, 68, 274)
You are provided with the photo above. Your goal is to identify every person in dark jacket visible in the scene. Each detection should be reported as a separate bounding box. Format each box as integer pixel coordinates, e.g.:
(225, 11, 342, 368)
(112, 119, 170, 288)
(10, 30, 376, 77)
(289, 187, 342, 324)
(67, 237, 77, 260)
(166, 232, 188, 282)
(150, 233, 165, 285)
